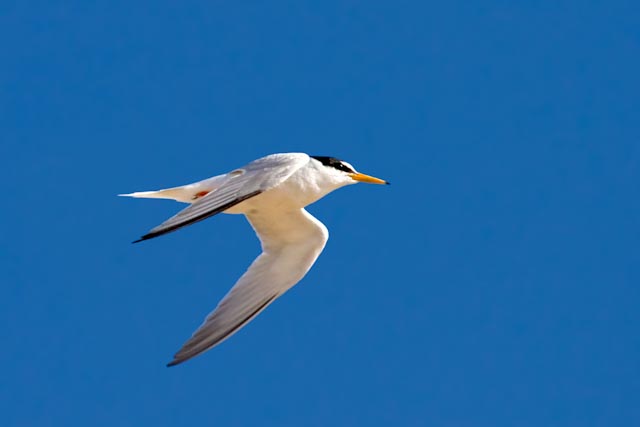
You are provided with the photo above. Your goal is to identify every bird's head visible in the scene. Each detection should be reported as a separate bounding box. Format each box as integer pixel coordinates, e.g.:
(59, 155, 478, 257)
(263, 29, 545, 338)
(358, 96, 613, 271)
(310, 156, 389, 186)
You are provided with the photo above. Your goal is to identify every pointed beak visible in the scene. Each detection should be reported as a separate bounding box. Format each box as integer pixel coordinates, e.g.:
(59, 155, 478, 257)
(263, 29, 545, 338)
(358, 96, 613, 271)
(348, 172, 390, 185)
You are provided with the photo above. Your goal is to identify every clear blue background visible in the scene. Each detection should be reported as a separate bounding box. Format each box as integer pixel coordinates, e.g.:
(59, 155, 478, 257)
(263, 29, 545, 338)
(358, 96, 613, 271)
(1, 1, 638, 426)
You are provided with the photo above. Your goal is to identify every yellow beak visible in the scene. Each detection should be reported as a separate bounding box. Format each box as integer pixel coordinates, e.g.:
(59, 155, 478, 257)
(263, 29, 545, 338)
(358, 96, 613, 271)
(349, 172, 389, 185)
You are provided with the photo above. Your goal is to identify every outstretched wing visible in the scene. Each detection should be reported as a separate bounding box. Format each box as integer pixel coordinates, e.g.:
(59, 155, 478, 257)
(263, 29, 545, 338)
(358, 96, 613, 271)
(167, 208, 329, 366)
(134, 153, 309, 242)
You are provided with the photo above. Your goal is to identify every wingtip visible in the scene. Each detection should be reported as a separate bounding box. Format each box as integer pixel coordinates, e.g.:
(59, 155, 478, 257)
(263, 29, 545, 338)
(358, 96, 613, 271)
(132, 233, 156, 244)
(167, 355, 186, 367)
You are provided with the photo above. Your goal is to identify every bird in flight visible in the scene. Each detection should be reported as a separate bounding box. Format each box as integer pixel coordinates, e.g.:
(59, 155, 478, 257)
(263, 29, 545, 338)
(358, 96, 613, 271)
(120, 153, 389, 366)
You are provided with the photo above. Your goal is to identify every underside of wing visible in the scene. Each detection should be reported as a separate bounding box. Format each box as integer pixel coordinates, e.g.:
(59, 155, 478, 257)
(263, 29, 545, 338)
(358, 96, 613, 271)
(167, 208, 328, 366)
(167, 252, 283, 366)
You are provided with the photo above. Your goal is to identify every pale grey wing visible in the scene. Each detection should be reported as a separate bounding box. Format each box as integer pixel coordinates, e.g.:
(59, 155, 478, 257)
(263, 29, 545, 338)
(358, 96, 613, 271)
(134, 153, 310, 242)
(133, 175, 260, 242)
(167, 251, 282, 366)
(167, 208, 328, 366)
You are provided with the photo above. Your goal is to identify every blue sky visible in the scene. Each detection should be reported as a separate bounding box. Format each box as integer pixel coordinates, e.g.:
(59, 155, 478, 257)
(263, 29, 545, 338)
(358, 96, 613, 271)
(1, 1, 639, 426)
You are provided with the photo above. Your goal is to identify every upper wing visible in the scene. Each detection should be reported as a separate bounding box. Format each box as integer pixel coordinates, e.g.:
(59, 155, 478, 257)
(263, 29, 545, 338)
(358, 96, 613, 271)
(134, 153, 309, 242)
(167, 208, 329, 366)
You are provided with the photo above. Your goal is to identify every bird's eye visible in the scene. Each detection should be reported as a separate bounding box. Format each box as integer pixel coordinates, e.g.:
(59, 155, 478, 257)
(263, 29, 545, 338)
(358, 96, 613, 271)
(338, 162, 355, 173)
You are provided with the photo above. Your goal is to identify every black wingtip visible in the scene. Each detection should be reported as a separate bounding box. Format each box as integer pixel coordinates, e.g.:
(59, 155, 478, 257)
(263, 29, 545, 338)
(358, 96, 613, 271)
(132, 232, 157, 244)
(166, 359, 181, 367)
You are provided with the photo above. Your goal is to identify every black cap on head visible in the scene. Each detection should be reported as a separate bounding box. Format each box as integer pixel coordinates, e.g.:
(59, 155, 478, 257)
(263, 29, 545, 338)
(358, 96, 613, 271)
(311, 156, 355, 173)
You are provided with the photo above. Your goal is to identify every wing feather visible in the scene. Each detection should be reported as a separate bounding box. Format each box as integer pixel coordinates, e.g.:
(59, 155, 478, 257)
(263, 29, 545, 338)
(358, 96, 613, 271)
(133, 153, 309, 242)
(167, 209, 328, 366)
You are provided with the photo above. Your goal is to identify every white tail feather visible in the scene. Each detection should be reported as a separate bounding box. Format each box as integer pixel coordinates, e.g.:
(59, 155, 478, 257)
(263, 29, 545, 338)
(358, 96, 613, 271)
(118, 188, 193, 203)
(118, 174, 227, 204)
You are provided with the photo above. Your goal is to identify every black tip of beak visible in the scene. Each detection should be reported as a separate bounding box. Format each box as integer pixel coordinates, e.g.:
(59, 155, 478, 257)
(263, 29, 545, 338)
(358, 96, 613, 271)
(385, 181, 391, 185)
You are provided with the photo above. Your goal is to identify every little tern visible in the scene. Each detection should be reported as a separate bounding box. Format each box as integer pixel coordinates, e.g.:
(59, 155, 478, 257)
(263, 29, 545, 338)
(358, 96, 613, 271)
(120, 153, 389, 366)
